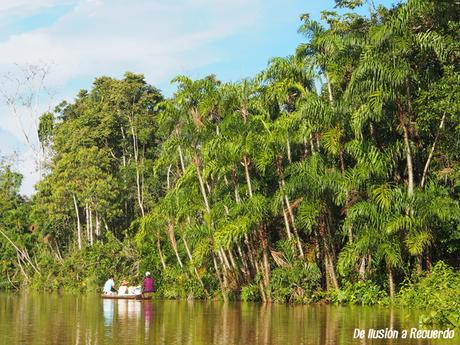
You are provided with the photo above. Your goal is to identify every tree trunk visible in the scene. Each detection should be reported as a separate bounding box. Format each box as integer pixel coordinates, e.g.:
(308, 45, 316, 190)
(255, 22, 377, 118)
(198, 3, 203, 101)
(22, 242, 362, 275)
(421, 112, 446, 188)
(325, 252, 339, 291)
(237, 243, 251, 281)
(358, 256, 366, 281)
(220, 247, 232, 270)
(95, 211, 100, 239)
(72, 194, 82, 250)
(166, 164, 172, 190)
(214, 253, 228, 300)
(157, 232, 167, 270)
(325, 71, 334, 105)
(416, 255, 422, 274)
(194, 151, 211, 213)
(286, 137, 292, 163)
(178, 145, 185, 172)
(387, 265, 395, 299)
(183, 235, 207, 291)
(243, 155, 253, 197)
(89, 206, 93, 246)
(284, 195, 304, 258)
(0, 228, 40, 275)
(167, 222, 183, 268)
(320, 215, 339, 290)
(402, 123, 414, 195)
(130, 117, 145, 217)
(426, 249, 432, 272)
(282, 207, 293, 240)
(259, 226, 271, 302)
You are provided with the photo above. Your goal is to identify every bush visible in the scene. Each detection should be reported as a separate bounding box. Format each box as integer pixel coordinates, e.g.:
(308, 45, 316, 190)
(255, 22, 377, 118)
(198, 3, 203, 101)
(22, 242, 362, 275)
(241, 283, 260, 302)
(269, 262, 321, 303)
(398, 261, 460, 328)
(28, 234, 139, 292)
(323, 280, 389, 306)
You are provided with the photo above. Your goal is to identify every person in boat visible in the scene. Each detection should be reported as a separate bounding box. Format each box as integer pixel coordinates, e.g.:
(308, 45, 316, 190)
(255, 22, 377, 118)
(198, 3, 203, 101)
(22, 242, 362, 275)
(143, 272, 154, 295)
(118, 280, 129, 295)
(103, 276, 116, 295)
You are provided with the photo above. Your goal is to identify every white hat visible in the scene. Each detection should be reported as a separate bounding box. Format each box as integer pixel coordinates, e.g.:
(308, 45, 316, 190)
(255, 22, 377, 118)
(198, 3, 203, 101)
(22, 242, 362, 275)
(145, 271, 151, 276)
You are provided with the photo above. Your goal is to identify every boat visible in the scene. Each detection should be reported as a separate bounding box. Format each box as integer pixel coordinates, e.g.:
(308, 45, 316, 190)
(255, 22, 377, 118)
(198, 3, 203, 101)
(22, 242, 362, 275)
(101, 294, 152, 300)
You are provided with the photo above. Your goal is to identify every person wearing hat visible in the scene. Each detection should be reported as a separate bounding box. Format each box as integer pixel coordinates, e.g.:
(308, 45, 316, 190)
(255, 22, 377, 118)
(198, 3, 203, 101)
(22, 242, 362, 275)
(143, 272, 154, 295)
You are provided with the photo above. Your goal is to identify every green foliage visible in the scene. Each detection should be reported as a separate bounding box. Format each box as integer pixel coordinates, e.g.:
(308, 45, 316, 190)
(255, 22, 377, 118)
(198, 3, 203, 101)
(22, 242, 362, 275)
(29, 235, 138, 292)
(0, 0, 458, 324)
(270, 262, 322, 303)
(398, 262, 460, 328)
(241, 283, 260, 302)
(323, 280, 389, 306)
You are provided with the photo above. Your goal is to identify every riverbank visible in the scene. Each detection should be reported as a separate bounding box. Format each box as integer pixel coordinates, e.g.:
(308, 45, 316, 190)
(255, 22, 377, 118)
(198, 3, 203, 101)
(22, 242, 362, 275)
(3, 239, 458, 329)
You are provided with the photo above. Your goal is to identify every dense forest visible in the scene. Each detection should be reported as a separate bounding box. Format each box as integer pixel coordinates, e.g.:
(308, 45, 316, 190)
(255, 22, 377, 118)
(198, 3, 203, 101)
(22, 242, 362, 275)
(1, 0, 459, 325)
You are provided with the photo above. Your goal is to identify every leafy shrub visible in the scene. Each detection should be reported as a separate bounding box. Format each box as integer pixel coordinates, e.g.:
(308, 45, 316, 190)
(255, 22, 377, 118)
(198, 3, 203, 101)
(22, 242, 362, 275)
(269, 262, 321, 303)
(398, 261, 460, 328)
(323, 280, 389, 305)
(241, 283, 260, 302)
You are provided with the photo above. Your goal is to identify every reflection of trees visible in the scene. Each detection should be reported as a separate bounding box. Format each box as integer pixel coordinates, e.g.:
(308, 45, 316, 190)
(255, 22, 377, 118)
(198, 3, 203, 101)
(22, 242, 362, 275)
(1, 295, 457, 344)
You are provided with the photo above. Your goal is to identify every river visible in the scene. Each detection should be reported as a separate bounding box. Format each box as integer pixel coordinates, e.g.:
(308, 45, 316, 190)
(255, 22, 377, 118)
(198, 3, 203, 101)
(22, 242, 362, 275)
(0, 293, 457, 344)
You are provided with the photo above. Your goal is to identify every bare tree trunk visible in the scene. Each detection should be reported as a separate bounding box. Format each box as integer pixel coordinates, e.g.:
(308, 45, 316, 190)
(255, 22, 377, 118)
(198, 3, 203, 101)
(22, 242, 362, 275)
(259, 226, 271, 302)
(325, 252, 339, 291)
(167, 222, 184, 268)
(404, 81, 415, 195)
(286, 137, 292, 163)
(89, 206, 93, 246)
(426, 249, 432, 272)
(237, 243, 251, 281)
(220, 247, 232, 270)
(194, 151, 211, 213)
(320, 215, 339, 290)
(388, 265, 395, 299)
(166, 164, 172, 190)
(227, 249, 238, 272)
(416, 255, 423, 274)
(95, 211, 100, 239)
(178, 145, 185, 172)
(309, 134, 315, 153)
(130, 115, 145, 217)
(402, 123, 415, 195)
(213, 254, 227, 300)
(284, 195, 304, 258)
(85, 204, 90, 244)
(282, 207, 293, 240)
(0, 228, 41, 275)
(325, 71, 334, 105)
(358, 256, 366, 281)
(16, 253, 29, 281)
(157, 232, 167, 270)
(73, 194, 82, 250)
(421, 112, 446, 188)
(243, 155, 253, 197)
(183, 235, 207, 292)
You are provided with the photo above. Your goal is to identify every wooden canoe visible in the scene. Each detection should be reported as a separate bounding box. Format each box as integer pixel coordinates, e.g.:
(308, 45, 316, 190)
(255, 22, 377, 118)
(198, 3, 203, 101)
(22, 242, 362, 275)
(101, 294, 152, 300)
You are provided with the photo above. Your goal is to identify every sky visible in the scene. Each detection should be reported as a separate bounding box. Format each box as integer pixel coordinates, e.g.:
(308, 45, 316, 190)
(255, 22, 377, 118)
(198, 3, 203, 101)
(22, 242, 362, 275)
(0, 0, 397, 195)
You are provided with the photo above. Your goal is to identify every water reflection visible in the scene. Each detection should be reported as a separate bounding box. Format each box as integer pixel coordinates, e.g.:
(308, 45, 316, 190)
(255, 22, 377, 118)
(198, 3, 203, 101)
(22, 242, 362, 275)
(102, 299, 114, 326)
(0, 293, 457, 345)
(116, 299, 141, 320)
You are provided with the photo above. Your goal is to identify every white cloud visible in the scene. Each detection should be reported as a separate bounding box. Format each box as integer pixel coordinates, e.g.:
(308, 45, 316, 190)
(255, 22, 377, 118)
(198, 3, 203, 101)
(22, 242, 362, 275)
(0, 0, 263, 194)
(0, 0, 262, 84)
(0, 0, 73, 19)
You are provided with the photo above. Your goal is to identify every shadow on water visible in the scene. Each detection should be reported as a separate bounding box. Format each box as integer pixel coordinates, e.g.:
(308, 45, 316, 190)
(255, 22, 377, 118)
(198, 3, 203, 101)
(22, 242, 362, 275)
(0, 293, 457, 345)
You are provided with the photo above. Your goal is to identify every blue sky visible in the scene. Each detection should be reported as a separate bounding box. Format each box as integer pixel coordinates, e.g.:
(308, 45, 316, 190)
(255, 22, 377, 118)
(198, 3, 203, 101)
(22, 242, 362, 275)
(0, 0, 397, 195)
